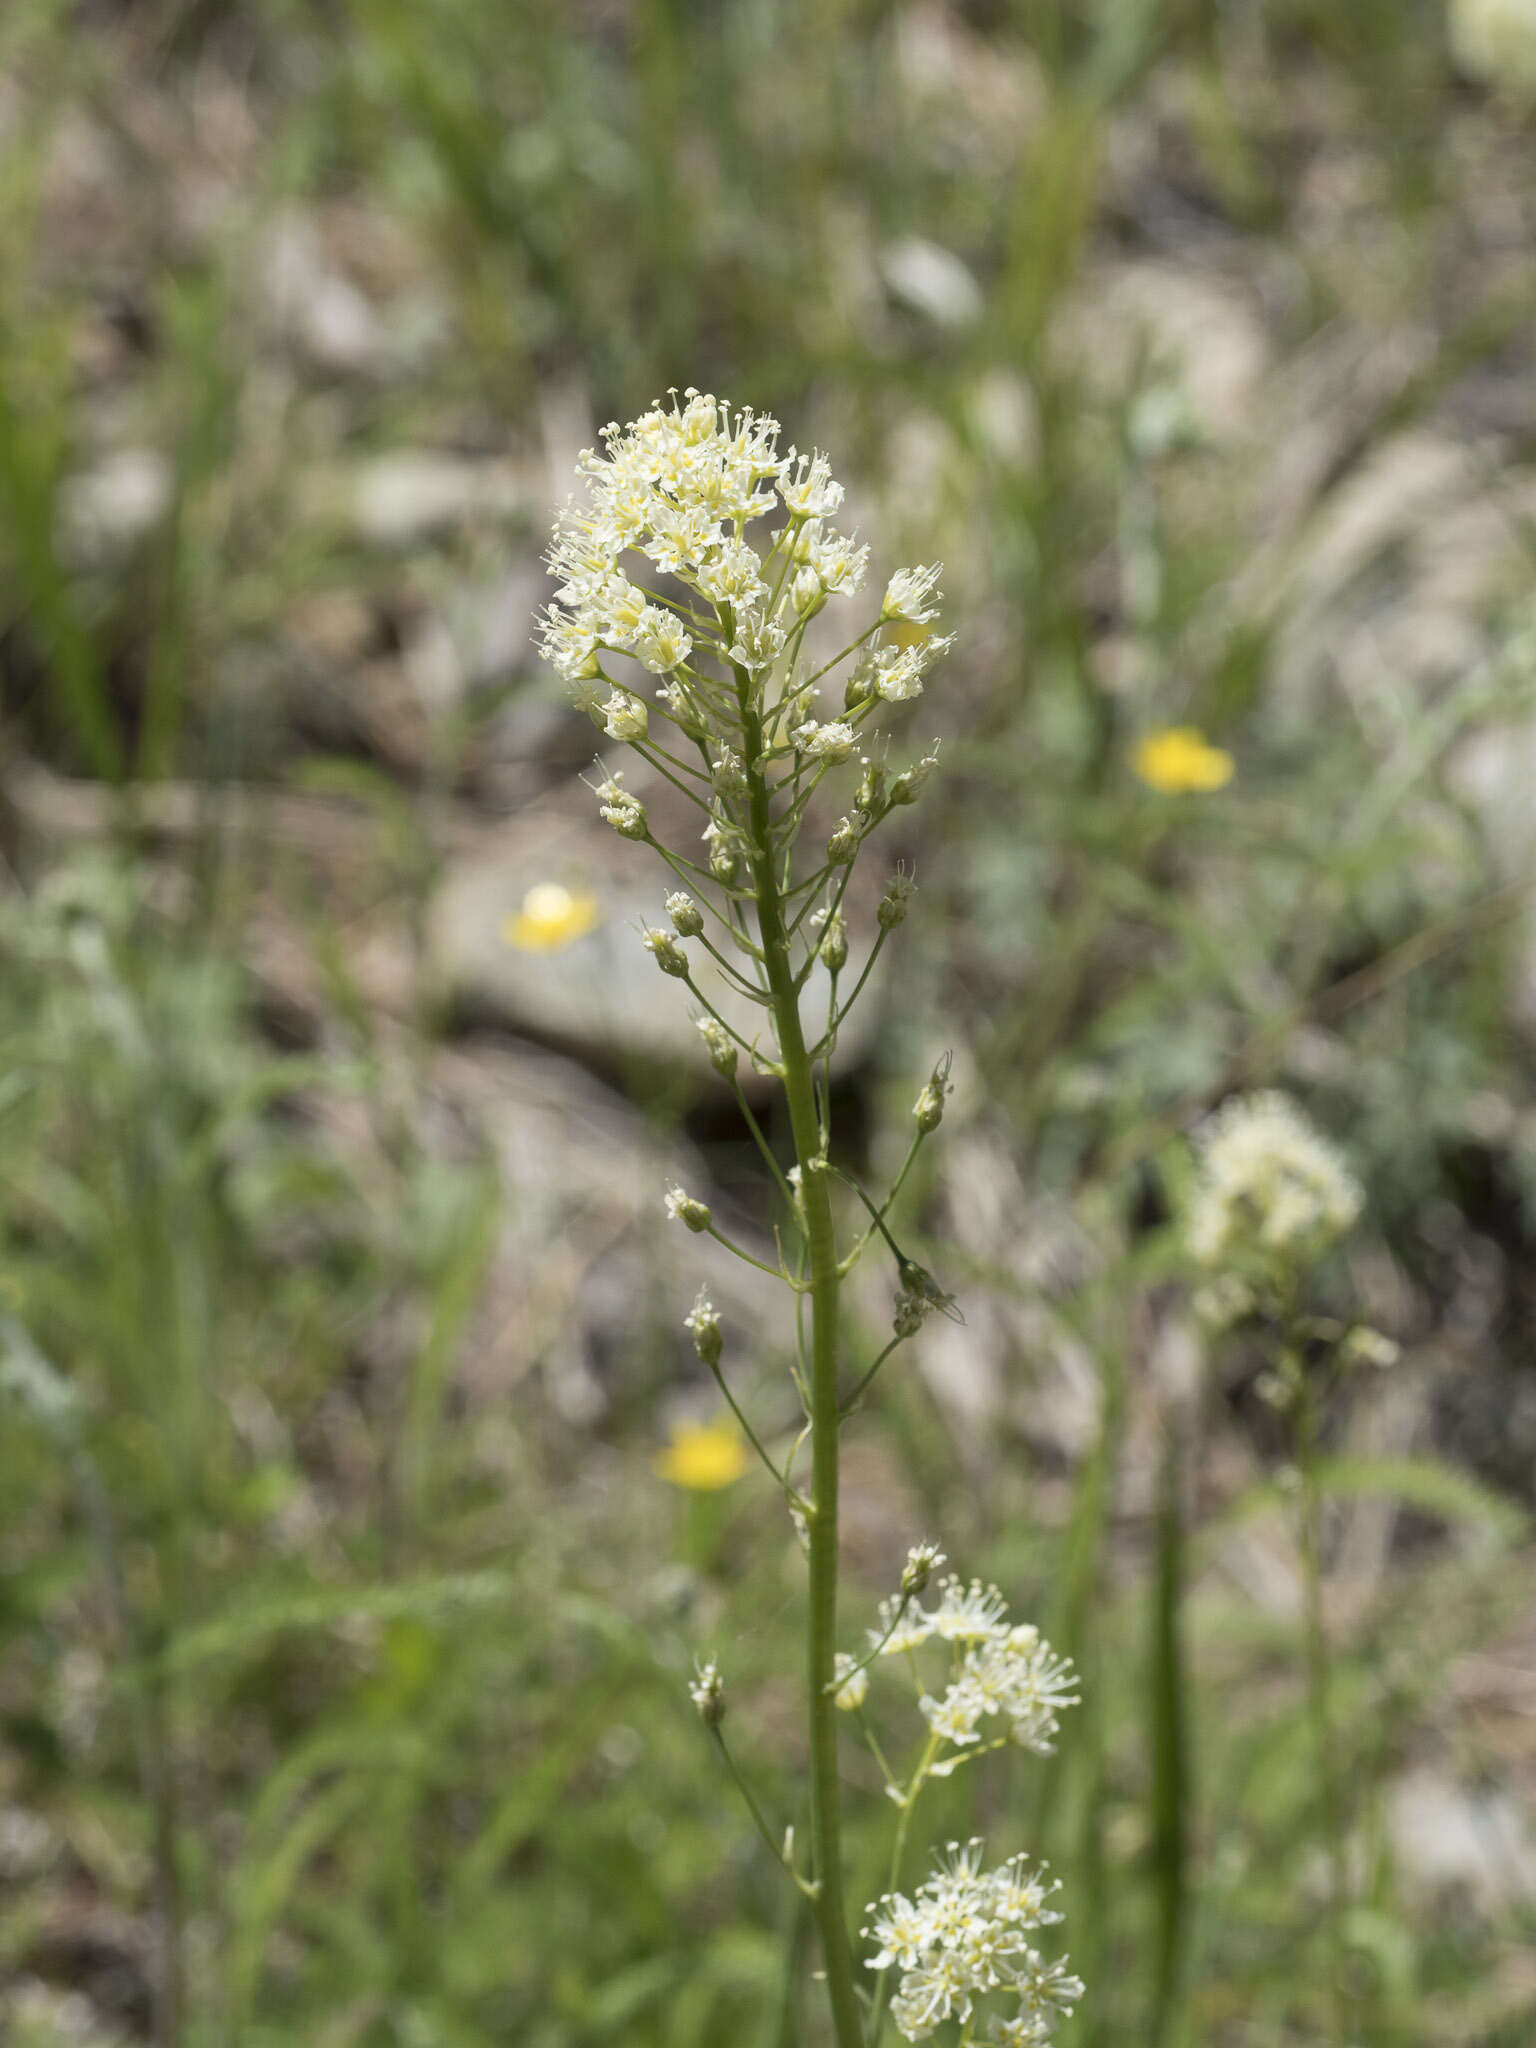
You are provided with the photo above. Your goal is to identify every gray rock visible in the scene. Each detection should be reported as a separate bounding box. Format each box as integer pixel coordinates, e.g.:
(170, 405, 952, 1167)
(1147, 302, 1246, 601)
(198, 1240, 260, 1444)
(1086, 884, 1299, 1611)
(427, 772, 882, 1080)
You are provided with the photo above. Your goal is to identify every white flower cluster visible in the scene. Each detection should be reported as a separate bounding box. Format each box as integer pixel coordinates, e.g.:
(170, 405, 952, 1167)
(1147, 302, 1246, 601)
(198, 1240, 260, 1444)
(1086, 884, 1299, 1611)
(538, 389, 876, 691)
(864, 1576, 1079, 1759)
(864, 1838, 1083, 2043)
(538, 393, 954, 773)
(1187, 1091, 1362, 1269)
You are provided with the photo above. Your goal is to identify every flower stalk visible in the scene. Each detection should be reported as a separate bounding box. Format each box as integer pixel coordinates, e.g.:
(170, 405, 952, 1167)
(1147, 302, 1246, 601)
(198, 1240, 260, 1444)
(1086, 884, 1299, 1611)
(540, 390, 1078, 2047)
(740, 664, 864, 2044)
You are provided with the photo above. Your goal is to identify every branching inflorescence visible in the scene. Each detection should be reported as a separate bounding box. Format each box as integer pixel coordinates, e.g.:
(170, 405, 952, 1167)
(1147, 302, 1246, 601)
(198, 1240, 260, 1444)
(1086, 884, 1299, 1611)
(540, 390, 1080, 2046)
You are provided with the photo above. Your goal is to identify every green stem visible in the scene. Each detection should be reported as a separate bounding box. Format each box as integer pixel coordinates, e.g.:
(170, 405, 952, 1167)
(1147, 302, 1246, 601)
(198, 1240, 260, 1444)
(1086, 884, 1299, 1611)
(1296, 1377, 1349, 2038)
(739, 664, 864, 2048)
(870, 1728, 941, 2041)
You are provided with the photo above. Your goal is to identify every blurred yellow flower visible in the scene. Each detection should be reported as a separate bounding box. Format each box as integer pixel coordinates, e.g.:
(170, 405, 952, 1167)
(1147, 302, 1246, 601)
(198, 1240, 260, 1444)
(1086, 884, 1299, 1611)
(503, 882, 600, 953)
(654, 1417, 750, 1491)
(1133, 726, 1234, 794)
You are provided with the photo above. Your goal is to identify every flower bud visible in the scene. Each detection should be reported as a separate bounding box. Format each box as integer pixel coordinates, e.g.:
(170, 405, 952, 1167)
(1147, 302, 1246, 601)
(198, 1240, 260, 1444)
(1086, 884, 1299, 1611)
(793, 566, 826, 617)
(913, 1052, 952, 1134)
(819, 910, 848, 973)
(657, 679, 706, 740)
(877, 870, 915, 930)
(684, 1287, 723, 1367)
(856, 759, 887, 814)
(844, 663, 876, 711)
(689, 1659, 726, 1727)
(664, 1185, 712, 1232)
(900, 1542, 945, 1598)
(704, 819, 742, 886)
(644, 927, 691, 978)
(666, 891, 704, 938)
(710, 746, 748, 796)
(893, 1285, 929, 1338)
(826, 816, 859, 865)
(596, 773, 648, 841)
(697, 1016, 738, 1081)
(889, 742, 940, 808)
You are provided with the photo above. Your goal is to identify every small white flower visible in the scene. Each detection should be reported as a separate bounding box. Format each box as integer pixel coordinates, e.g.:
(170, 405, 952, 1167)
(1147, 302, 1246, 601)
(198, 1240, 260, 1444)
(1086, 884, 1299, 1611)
(1187, 1091, 1361, 1268)
(663, 1184, 711, 1231)
(902, 1542, 946, 1596)
(683, 1287, 722, 1365)
(632, 603, 692, 674)
(865, 1839, 1080, 2044)
(594, 770, 647, 840)
(882, 563, 944, 625)
(832, 1652, 869, 1710)
(780, 449, 845, 519)
(920, 1681, 985, 1747)
(689, 1658, 725, 1725)
(727, 608, 785, 673)
(869, 1590, 936, 1656)
(600, 690, 649, 743)
(931, 1576, 1010, 1643)
(665, 891, 704, 937)
(793, 720, 858, 762)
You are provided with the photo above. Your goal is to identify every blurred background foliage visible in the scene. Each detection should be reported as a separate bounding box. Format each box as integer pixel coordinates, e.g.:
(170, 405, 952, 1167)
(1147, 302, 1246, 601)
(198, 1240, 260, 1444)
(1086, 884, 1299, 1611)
(2, 1, 1536, 2043)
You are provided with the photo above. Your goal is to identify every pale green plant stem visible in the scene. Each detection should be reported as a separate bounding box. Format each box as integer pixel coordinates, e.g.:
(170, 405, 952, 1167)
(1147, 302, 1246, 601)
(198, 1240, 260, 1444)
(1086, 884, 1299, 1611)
(813, 930, 891, 1053)
(710, 1726, 816, 1898)
(695, 930, 772, 1001)
(1294, 1363, 1350, 2039)
(839, 1135, 924, 1276)
(704, 1222, 802, 1288)
(837, 1331, 908, 1420)
(631, 740, 713, 811)
(729, 1078, 797, 1208)
(870, 1726, 942, 2040)
(737, 662, 864, 2048)
(703, 1353, 792, 1494)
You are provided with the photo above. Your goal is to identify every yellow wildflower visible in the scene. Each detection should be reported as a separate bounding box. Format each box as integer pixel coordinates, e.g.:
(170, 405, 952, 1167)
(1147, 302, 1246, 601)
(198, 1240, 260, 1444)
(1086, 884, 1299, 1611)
(503, 882, 600, 953)
(1133, 726, 1234, 794)
(654, 1417, 750, 1491)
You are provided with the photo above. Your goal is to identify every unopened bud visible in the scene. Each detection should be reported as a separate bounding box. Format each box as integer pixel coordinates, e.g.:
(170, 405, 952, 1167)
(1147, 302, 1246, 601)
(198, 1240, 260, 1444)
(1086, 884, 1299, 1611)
(826, 816, 859, 865)
(877, 870, 915, 930)
(666, 891, 704, 938)
(844, 664, 876, 710)
(704, 822, 742, 886)
(684, 1287, 723, 1366)
(913, 1052, 953, 1134)
(819, 910, 849, 973)
(689, 1659, 726, 1727)
(856, 759, 887, 814)
(665, 1185, 712, 1233)
(793, 566, 826, 617)
(889, 743, 940, 808)
(696, 1016, 738, 1081)
(644, 927, 691, 978)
